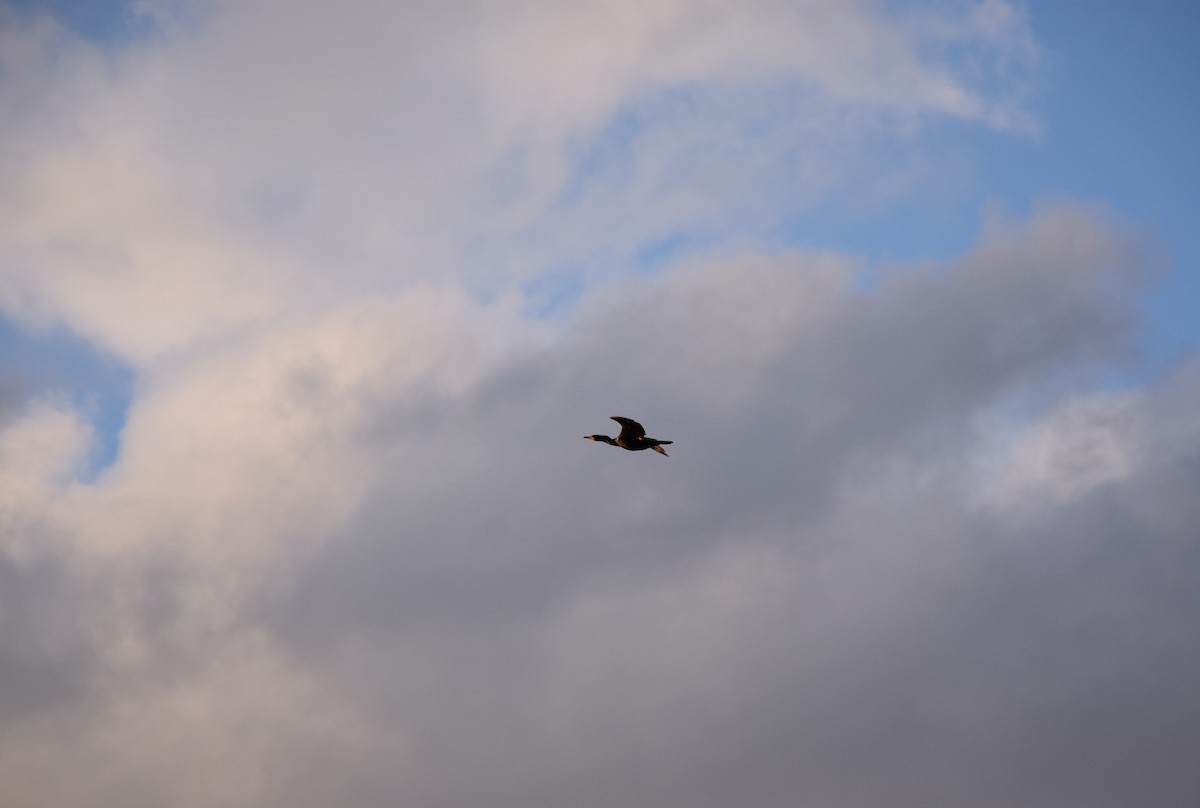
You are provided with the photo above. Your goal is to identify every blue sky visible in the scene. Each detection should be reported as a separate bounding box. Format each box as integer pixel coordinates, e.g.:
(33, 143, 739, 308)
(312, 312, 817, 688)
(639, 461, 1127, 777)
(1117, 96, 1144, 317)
(785, 0, 1199, 360)
(2, 3, 1199, 806)
(1016, 1, 1199, 362)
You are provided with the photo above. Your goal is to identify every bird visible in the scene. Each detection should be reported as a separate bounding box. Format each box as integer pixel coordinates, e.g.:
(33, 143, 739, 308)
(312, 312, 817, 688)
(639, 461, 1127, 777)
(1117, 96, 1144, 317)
(584, 416, 673, 456)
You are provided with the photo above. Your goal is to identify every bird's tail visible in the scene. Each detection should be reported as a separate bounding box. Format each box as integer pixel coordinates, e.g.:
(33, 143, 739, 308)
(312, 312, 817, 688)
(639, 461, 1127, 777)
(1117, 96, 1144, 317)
(651, 442, 671, 456)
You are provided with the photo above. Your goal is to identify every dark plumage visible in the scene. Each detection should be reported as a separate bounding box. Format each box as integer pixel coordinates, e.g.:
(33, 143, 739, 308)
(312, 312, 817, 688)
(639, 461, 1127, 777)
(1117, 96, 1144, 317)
(584, 416, 673, 456)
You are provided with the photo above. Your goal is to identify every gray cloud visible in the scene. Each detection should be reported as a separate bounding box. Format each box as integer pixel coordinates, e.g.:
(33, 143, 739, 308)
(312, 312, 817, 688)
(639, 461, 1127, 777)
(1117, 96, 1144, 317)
(0, 375, 21, 423)
(0, 545, 94, 725)
(233, 208, 1198, 808)
(1, 199, 1196, 806)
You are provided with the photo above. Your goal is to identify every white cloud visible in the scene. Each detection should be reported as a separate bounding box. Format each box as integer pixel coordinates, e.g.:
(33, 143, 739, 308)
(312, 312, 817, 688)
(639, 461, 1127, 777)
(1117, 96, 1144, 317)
(0, 400, 89, 486)
(979, 391, 1146, 509)
(0, 401, 92, 558)
(1, 0, 1039, 362)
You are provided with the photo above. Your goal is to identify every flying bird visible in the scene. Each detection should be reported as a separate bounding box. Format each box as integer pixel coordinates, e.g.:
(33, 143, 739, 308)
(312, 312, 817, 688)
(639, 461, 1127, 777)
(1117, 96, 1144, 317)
(584, 416, 673, 456)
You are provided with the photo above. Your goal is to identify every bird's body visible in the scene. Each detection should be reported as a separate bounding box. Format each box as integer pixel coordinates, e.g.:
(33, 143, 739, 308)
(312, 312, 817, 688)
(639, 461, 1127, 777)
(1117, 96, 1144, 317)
(585, 416, 673, 456)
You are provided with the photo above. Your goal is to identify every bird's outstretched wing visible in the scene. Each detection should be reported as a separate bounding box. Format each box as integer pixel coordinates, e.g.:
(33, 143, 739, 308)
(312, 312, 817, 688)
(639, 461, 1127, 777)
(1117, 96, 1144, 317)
(611, 416, 646, 441)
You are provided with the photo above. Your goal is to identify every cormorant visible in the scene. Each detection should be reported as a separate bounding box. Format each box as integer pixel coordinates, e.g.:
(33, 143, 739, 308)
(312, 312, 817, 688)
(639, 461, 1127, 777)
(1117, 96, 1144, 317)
(584, 416, 673, 456)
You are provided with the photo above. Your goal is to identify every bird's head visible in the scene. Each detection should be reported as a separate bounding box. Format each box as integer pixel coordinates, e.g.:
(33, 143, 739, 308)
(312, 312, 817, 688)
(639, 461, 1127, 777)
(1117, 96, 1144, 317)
(584, 434, 616, 445)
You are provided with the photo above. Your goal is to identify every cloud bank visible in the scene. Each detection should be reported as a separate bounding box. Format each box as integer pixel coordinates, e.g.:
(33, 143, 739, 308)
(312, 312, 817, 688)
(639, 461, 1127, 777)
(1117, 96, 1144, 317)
(1, 2, 1197, 807)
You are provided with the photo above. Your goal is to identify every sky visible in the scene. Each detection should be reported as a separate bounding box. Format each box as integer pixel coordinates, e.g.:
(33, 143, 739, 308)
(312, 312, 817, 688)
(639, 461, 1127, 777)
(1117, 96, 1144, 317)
(1, 1, 1198, 806)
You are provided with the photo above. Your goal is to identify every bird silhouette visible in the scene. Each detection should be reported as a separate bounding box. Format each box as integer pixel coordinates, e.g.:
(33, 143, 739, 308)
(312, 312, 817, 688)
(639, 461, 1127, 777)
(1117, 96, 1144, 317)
(584, 416, 673, 456)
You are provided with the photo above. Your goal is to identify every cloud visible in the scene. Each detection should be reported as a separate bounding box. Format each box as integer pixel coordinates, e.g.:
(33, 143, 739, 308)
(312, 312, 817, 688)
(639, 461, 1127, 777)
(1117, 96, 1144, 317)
(1, 3, 1196, 807)
(1, 0, 1038, 362)
(0, 374, 21, 422)
(3, 199, 1198, 806)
